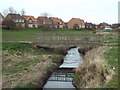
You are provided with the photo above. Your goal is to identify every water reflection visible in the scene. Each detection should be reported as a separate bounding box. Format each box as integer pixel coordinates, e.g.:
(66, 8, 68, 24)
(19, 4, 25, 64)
(43, 47, 83, 89)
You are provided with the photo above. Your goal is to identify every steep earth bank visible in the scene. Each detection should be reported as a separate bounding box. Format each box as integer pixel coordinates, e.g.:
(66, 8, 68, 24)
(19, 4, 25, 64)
(73, 46, 114, 88)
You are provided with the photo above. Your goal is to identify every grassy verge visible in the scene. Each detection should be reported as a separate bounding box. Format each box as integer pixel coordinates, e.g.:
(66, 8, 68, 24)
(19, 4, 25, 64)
(73, 46, 116, 88)
(2, 42, 64, 88)
(103, 46, 119, 88)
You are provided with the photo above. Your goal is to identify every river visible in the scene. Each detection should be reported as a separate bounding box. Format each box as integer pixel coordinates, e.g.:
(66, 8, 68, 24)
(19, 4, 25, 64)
(43, 47, 83, 89)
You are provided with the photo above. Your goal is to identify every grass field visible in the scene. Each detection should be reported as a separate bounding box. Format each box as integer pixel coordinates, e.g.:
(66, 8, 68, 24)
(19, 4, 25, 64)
(2, 42, 64, 88)
(2, 28, 91, 41)
(103, 46, 119, 88)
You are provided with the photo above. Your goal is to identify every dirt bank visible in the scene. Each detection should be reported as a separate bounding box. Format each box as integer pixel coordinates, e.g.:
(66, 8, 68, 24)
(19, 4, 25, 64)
(73, 46, 114, 88)
(2, 43, 66, 88)
(78, 46, 94, 55)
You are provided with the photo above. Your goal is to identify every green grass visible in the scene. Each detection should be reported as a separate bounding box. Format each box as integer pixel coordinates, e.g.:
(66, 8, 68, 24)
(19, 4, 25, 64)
(2, 43, 64, 75)
(51, 55, 63, 63)
(104, 47, 118, 70)
(103, 47, 119, 88)
(2, 42, 55, 55)
(2, 28, 91, 41)
(3, 58, 41, 75)
(45, 65, 56, 74)
(15, 83, 33, 88)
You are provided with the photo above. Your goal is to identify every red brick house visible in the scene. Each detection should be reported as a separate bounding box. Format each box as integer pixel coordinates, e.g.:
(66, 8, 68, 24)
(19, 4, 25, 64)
(49, 17, 64, 29)
(110, 24, 120, 29)
(23, 15, 38, 28)
(96, 22, 110, 29)
(37, 16, 53, 28)
(68, 18, 85, 29)
(85, 22, 96, 30)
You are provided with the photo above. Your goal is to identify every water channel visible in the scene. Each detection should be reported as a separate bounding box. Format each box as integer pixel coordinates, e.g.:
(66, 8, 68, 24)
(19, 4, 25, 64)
(43, 47, 83, 89)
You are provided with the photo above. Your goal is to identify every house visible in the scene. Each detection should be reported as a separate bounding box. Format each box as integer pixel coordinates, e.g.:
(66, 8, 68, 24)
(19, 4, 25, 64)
(23, 15, 38, 28)
(110, 24, 120, 29)
(96, 22, 110, 29)
(3, 13, 25, 28)
(37, 16, 53, 28)
(0, 13, 4, 27)
(64, 22, 68, 28)
(68, 18, 85, 29)
(49, 17, 64, 29)
(85, 22, 96, 30)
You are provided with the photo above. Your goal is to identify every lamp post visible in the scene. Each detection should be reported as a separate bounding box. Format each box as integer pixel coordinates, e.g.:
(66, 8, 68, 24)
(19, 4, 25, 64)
(118, 1, 120, 23)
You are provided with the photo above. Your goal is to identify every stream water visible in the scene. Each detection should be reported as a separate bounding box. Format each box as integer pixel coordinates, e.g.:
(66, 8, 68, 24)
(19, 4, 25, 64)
(43, 47, 83, 89)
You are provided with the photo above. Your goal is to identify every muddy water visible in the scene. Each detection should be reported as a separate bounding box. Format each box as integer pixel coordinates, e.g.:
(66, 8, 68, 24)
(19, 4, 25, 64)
(43, 47, 83, 89)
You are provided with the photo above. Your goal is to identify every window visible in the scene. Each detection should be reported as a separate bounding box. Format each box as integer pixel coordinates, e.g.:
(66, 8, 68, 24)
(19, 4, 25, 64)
(59, 21, 62, 24)
(22, 19, 24, 22)
(29, 20, 32, 23)
(43, 21, 46, 24)
(28, 24, 33, 28)
(19, 19, 21, 22)
(15, 20, 18, 22)
(59, 25, 63, 28)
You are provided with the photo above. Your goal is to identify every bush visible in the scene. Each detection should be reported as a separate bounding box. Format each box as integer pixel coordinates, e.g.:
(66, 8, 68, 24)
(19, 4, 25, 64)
(92, 30, 97, 34)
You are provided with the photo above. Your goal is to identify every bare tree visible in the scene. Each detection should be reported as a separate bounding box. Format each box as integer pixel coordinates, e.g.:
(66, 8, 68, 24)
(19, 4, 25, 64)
(41, 12, 50, 17)
(2, 9, 8, 17)
(2, 19, 16, 30)
(8, 7, 16, 14)
(20, 9, 25, 16)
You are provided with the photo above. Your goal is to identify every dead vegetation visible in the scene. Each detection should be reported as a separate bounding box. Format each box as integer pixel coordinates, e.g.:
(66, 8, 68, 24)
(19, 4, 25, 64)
(73, 46, 114, 88)
(2, 43, 64, 88)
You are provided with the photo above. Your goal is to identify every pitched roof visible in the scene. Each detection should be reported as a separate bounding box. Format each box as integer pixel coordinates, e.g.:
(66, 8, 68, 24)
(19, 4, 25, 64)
(23, 15, 37, 21)
(37, 16, 52, 22)
(68, 18, 84, 24)
(0, 13, 4, 19)
(98, 22, 109, 26)
(4, 13, 24, 20)
(49, 17, 62, 22)
(85, 22, 95, 26)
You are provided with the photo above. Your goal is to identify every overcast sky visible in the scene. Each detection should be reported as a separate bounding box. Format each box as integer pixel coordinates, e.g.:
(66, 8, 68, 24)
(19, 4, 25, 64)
(0, 0, 119, 24)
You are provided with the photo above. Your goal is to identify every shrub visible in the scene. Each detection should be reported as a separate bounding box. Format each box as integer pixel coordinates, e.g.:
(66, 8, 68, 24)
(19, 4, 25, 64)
(92, 30, 97, 34)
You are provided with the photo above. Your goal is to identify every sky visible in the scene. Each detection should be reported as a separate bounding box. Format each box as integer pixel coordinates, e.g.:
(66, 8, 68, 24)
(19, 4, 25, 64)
(0, 0, 119, 24)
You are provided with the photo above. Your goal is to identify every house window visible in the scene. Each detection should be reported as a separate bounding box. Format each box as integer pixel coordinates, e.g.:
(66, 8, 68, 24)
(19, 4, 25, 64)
(19, 19, 21, 22)
(22, 19, 24, 22)
(15, 19, 18, 22)
(49, 22, 52, 24)
(28, 24, 33, 28)
(59, 25, 63, 28)
(29, 20, 32, 23)
(59, 21, 62, 24)
(43, 21, 46, 24)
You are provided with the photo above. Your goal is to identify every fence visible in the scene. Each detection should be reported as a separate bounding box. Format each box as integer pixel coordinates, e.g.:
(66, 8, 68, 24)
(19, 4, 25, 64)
(32, 33, 105, 47)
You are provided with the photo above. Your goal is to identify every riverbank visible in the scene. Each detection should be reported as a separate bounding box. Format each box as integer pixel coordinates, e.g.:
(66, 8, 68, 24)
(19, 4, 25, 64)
(73, 46, 118, 88)
(2, 43, 66, 88)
